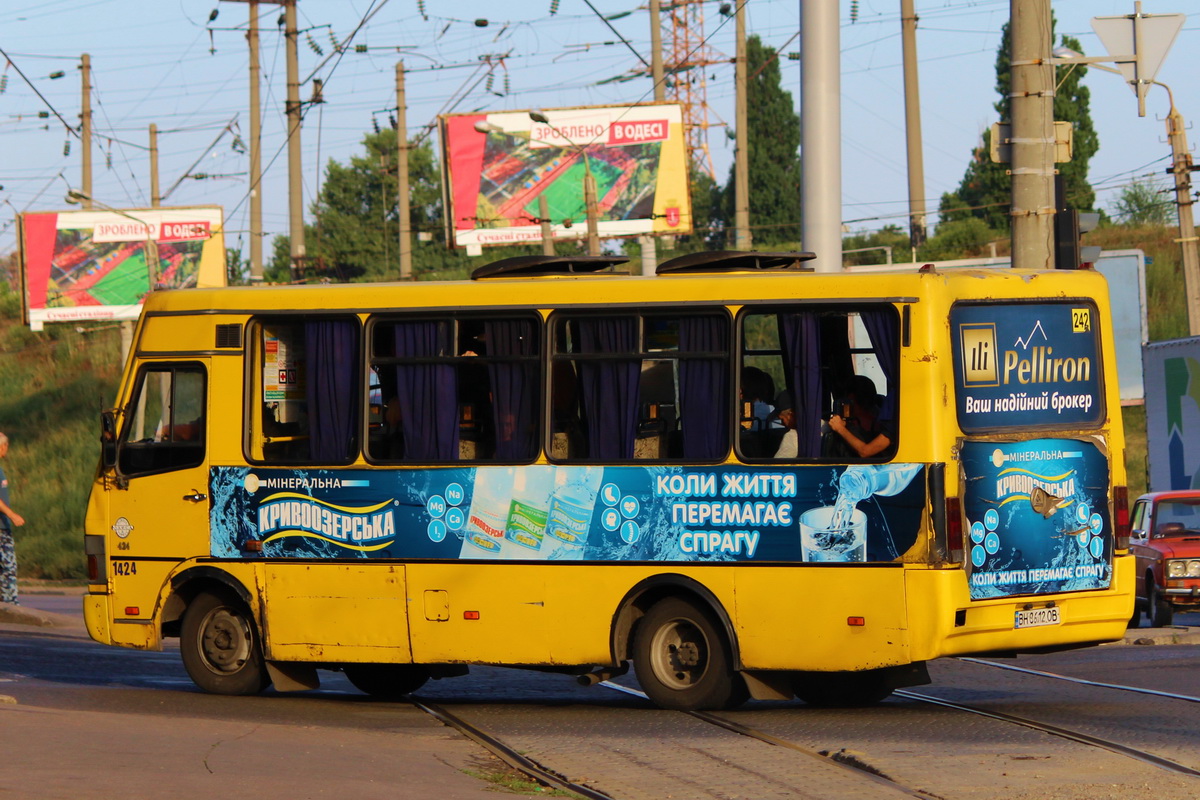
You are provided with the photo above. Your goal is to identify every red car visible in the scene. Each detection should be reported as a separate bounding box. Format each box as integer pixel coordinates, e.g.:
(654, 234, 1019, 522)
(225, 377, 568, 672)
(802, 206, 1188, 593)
(1129, 491, 1200, 627)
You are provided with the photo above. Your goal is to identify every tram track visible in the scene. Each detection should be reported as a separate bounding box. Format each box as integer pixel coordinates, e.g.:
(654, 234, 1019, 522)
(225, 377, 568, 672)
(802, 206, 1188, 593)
(408, 665, 1200, 800)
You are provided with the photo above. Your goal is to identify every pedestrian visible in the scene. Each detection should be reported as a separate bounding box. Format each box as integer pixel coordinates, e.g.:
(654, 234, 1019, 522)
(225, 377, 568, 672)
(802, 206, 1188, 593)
(0, 432, 25, 606)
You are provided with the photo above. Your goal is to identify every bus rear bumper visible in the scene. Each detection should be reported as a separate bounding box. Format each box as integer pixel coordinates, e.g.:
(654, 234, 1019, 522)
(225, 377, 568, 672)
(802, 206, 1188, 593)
(83, 593, 113, 645)
(907, 555, 1136, 659)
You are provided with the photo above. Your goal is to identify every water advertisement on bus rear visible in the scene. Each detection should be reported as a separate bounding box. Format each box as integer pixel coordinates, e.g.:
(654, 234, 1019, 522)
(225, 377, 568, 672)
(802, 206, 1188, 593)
(951, 302, 1104, 431)
(208, 464, 926, 565)
(961, 439, 1112, 599)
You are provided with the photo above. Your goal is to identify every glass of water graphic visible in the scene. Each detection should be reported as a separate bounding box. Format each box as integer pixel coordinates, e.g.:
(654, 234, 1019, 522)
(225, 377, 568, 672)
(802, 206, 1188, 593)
(799, 506, 868, 562)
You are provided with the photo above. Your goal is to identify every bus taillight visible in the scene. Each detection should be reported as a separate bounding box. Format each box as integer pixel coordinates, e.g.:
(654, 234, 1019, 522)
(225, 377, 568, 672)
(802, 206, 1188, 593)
(84, 534, 107, 584)
(945, 496, 964, 563)
(1113, 486, 1130, 549)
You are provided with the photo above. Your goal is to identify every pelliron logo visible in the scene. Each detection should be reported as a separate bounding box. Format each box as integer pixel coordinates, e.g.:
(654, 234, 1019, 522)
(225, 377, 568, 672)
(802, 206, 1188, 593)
(112, 517, 134, 539)
(959, 322, 999, 388)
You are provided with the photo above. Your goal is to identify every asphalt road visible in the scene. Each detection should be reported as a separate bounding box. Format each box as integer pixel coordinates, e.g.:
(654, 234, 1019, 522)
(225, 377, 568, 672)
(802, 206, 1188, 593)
(4, 590, 1199, 800)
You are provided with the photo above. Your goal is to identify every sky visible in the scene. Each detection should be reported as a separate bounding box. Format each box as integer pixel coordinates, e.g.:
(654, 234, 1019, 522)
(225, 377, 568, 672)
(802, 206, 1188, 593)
(1, 0, 1197, 261)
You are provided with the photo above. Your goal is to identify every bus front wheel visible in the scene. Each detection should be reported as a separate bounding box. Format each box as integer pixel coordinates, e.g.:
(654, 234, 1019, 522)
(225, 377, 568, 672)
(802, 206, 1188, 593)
(633, 597, 742, 711)
(180, 590, 270, 696)
(343, 664, 429, 699)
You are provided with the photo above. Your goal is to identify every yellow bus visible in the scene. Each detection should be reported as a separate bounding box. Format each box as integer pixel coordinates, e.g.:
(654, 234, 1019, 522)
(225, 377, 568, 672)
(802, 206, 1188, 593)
(82, 251, 1134, 710)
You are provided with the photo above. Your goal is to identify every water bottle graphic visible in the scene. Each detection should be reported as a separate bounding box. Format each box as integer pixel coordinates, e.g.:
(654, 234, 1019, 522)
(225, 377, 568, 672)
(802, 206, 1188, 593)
(504, 467, 555, 554)
(461, 467, 514, 557)
(544, 466, 602, 559)
(801, 464, 921, 562)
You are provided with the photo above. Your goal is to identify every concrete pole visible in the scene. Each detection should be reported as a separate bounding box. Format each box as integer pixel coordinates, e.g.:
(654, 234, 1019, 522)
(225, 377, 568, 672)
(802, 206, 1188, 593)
(800, 2, 841, 272)
(649, 0, 665, 102)
(539, 195, 554, 256)
(396, 61, 412, 280)
(248, 0, 263, 281)
(733, 0, 751, 251)
(583, 155, 601, 256)
(641, 0, 665, 274)
(1165, 102, 1200, 335)
(1008, 0, 1055, 270)
(80, 53, 92, 209)
(149, 124, 160, 207)
(284, 0, 305, 280)
(900, 0, 927, 251)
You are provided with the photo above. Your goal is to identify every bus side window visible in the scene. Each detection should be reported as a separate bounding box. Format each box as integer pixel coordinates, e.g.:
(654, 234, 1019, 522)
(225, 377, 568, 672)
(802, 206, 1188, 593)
(368, 315, 540, 464)
(119, 364, 206, 477)
(250, 318, 360, 465)
(738, 306, 898, 462)
(551, 312, 729, 462)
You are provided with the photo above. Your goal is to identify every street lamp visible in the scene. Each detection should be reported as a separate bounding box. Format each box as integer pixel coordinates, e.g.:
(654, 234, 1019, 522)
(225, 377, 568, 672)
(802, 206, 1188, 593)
(1055, 46, 1200, 336)
(65, 189, 162, 291)
(474, 115, 601, 256)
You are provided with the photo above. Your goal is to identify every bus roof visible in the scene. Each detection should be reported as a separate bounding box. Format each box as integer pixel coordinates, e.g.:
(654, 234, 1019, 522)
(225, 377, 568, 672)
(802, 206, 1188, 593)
(143, 267, 1112, 315)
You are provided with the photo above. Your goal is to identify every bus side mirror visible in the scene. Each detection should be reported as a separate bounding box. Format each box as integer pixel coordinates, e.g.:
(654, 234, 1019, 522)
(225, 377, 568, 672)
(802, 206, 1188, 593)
(101, 410, 118, 469)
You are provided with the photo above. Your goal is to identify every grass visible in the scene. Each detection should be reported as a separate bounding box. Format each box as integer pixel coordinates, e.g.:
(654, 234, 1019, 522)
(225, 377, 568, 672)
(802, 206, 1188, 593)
(0, 286, 123, 579)
(462, 755, 581, 797)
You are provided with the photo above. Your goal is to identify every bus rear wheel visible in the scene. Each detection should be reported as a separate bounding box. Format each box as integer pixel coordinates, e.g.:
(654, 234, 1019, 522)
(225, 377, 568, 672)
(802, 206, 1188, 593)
(343, 664, 429, 699)
(633, 597, 742, 711)
(180, 590, 269, 696)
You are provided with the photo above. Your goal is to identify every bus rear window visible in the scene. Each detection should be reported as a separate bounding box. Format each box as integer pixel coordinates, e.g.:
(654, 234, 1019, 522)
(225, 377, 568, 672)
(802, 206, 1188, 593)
(951, 302, 1104, 432)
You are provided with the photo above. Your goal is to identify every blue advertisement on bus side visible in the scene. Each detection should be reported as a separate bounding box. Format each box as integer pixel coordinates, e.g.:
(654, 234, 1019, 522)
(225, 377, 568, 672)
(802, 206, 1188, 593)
(952, 302, 1104, 431)
(209, 463, 927, 564)
(961, 439, 1112, 599)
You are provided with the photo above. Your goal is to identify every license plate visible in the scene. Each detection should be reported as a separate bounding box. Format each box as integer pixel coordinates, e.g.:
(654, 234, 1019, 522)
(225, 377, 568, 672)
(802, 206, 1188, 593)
(1014, 606, 1061, 628)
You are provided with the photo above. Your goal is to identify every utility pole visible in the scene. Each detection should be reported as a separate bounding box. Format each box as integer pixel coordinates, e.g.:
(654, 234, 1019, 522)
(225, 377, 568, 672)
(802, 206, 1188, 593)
(284, 0, 305, 281)
(800, 2, 841, 272)
(248, 0, 263, 280)
(149, 123, 160, 207)
(641, 0, 666, 275)
(733, 0, 751, 251)
(1009, 0, 1056, 270)
(539, 195, 554, 257)
(396, 61, 412, 280)
(900, 0, 927, 251)
(80, 53, 92, 209)
(1164, 98, 1200, 334)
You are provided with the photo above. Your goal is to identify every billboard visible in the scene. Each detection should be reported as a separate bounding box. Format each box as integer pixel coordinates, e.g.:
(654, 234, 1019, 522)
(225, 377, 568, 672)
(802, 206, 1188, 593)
(1143, 336, 1200, 492)
(20, 206, 226, 329)
(440, 103, 692, 249)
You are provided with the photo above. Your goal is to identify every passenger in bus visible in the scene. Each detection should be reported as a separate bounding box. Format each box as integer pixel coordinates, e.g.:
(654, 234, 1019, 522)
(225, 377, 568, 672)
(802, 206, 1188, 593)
(740, 366, 776, 431)
(771, 392, 798, 459)
(825, 375, 893, 459)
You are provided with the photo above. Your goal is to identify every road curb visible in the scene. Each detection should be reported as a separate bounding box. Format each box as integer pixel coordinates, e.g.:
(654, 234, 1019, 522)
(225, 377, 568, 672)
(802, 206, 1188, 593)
(1121, 626, 1200, 646)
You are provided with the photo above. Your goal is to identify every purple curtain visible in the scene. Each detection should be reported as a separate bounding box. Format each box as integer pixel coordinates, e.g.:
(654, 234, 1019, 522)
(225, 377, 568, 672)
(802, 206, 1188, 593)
(861, 310, 898, 423)
(484, 318, 538, 461)
(304, 320, 358, 462)
(394, 321, 459, 461)
(577, 317, 639, 460)
(778, 312, 823, 458)
(678, 316, 729, 460)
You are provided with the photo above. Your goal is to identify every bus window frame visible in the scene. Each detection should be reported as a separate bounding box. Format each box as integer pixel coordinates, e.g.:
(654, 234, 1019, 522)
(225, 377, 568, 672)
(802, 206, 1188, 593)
(546, 306, 734, 465)
(243, 313, 364, 467)
(364, 309, 545, 466)
(734, 302, 902, 464)
(116, 360, 208, 480)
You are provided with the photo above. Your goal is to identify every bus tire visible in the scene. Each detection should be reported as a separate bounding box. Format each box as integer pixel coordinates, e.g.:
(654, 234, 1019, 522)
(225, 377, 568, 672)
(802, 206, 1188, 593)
(794, 671, 894, 708)
(180, 590, 270, 696)
(633, 597, 739, 711)
(343, 664, 429, 699)
(1148, 580, 1174, 628)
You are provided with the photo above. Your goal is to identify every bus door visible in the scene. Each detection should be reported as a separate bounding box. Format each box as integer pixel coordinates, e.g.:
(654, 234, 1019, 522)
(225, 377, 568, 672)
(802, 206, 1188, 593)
(951, 302, 1113, 614)
(106, 360, 209, 627)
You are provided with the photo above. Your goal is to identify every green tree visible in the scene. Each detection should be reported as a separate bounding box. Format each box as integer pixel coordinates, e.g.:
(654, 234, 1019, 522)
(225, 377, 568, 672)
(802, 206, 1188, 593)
(718, 35, 802, 247)
(940, 18, 1098, 232)
(1110, 177, 1174, 226)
